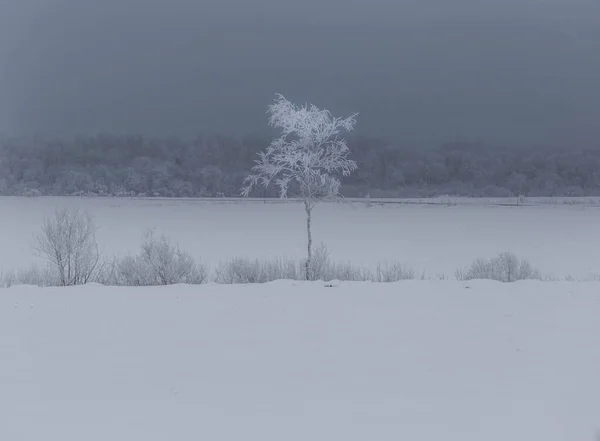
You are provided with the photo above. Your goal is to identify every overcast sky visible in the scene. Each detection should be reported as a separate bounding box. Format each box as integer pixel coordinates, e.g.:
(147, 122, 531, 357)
(1, 0, 599, 147)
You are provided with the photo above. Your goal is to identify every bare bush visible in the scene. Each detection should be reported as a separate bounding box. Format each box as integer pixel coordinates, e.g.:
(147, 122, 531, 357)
(374, 262, 417, 282)
(115, 255, 152, 286)
(214, 244, 415, 284)
(93, 256, 120, 286)
(306, 242, 331, 281)
(323, 261, 373, 282)
(214, 256, 300, 284)
(214, 244, 339, 284)
(1, 265, 60, 287)
(33, 208, 101, 286)
(305, 244, 369, 281)
(456, 252, 541, 282)
(299, 243, 367, 281)
(115, 230, 207, 286)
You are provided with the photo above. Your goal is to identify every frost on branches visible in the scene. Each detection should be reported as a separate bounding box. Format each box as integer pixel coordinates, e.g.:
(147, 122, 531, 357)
(242, 94, 359, 280)
(241, 94, 357, 204)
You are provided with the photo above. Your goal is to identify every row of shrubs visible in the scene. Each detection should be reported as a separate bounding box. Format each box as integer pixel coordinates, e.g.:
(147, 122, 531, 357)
(1, 208, 546, 288)
(1, 235, 421, 287)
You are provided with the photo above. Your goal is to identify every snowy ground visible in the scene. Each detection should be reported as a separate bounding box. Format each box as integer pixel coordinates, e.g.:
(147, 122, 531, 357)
(2, 196, 600, 279)
(1, 280, 599, 440)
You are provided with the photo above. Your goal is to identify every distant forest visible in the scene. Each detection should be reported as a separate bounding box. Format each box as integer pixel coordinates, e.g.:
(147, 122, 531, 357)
(0, 134, 598, 198)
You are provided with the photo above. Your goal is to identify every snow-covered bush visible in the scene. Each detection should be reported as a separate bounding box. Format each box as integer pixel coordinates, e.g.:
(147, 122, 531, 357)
(114, 230, 207, 286)
(456, 252, 541, 282)
(33, 208, 102, 286)
(242, 94, 358, 280)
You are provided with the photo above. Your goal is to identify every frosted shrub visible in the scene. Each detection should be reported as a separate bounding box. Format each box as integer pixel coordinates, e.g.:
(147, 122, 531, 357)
(115, 255, 153, 286)
(305, 244, 371, 281)
(33, 208, 102, 286)
(323, 261, 372, 282)
(92, 257, 120, 286)
(456, 252, 541, 282)
(214, 256, 300, 284)
(214, 244, 404, 284)
(374, 262, 416, 282)
(306, 243, 331, 281)
(1, 265, 60, 287)
(214, 243, 343, 284)
(115, 230, 207, 286)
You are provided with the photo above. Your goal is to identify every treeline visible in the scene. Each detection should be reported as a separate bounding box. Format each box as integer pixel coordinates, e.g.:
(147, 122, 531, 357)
(0, 134, 599, 198)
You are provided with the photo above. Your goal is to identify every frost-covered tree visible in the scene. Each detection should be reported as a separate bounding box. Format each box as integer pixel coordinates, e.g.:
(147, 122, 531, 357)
(241, 94, 358, 280)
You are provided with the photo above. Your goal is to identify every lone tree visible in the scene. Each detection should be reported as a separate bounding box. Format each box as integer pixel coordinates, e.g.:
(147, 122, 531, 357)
(241, 94, 358, 280)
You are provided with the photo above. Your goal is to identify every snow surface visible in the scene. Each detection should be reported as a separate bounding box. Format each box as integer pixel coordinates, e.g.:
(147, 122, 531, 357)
(1, 280, 599, 440)
(2, 196, 600, 279)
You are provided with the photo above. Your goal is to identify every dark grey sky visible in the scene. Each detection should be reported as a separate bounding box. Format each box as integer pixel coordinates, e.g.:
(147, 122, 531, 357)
(1, 0, 599, 147)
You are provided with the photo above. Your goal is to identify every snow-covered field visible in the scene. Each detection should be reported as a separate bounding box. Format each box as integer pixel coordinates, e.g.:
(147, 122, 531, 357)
(1, 196, 600, 279)
(1, 280, 599, 440)
(3, 198, 600, 439)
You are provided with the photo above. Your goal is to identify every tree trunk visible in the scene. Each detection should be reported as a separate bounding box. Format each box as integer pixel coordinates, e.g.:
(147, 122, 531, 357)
(304, 200, 312, 281)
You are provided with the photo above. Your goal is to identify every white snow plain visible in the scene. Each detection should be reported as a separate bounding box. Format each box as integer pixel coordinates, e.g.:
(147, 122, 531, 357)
(1, 280, 599, 440)
(2, 196, 600, 279)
